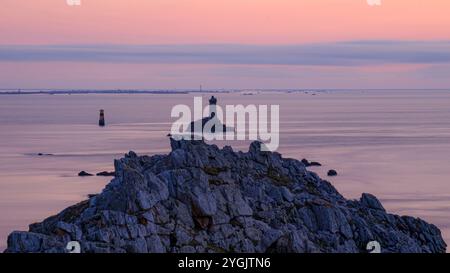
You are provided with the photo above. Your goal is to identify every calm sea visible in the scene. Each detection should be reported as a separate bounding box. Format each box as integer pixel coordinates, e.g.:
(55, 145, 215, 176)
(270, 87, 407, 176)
(1, 90, 450, 251)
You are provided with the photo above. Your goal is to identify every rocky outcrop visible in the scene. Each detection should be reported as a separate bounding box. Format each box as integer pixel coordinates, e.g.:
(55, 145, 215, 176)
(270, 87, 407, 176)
(5, 139, 446, 253)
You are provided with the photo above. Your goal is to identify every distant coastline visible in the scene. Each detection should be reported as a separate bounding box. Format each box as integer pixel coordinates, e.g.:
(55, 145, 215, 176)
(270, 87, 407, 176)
(0, 90, 192, 95)
(0, 89, 449, 96)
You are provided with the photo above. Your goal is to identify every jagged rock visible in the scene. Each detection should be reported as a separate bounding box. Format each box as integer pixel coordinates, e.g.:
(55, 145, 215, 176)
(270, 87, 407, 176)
(5, 139, 446, 253)
(360, 193, 385, 211)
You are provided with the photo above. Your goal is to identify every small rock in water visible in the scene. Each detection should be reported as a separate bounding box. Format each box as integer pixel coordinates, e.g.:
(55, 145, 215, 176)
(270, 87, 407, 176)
(301, 159, 310, 166)
(327, 170, 338, 176)
(78, 171, 93, 177)
(96, 171, 115, 177)
(301, 159, 321, 167)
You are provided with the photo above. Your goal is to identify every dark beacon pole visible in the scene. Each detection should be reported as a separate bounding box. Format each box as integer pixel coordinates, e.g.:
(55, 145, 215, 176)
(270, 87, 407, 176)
(99, 109, 105, 127)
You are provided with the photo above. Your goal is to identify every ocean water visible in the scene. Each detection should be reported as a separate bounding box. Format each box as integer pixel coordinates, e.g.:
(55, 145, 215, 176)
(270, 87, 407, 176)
(1, 90, 450, 251)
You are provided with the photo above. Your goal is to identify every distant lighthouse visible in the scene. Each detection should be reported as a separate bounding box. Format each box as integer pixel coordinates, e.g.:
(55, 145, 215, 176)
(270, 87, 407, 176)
(209, 95, 217, 118)
(99, 109, 105, 127)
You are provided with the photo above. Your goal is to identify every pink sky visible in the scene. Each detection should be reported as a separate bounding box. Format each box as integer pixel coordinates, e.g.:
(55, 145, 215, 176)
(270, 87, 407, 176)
(1, 0, 450, 89)
(1, 0, 450, 44)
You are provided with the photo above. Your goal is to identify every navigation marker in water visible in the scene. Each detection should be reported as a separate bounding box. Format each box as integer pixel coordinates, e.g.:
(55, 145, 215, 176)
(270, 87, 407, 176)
(99, 109, 105, 127)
